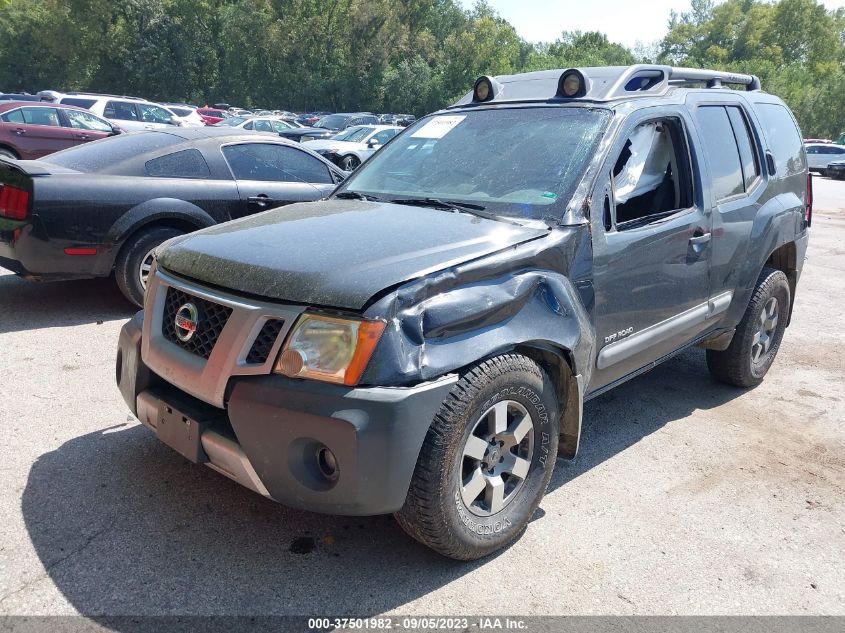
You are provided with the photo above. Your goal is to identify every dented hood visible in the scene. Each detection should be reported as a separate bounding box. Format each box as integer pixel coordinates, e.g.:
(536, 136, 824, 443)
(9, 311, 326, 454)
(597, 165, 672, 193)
(157, 199, 548, 310)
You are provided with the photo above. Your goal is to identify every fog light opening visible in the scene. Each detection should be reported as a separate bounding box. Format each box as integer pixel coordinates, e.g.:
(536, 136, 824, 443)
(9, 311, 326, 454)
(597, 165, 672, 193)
(317, 446, 339, 481)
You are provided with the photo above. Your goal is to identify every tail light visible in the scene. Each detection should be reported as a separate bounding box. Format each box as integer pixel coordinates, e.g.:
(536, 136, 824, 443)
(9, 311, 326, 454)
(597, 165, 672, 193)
(0, 184, 30, 221)
(805, 172, 813, 227)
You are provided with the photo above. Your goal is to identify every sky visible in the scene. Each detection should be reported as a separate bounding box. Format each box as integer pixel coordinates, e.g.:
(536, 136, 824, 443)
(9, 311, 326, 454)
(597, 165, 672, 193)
(458, 0, 845, 48)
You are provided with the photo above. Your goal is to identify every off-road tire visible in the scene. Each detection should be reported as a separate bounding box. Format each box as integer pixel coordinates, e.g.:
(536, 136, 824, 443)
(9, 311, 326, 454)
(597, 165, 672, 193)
(115, 226, 183, 307)
(707, 267, 790, 388)
(395, 353, 559, 560)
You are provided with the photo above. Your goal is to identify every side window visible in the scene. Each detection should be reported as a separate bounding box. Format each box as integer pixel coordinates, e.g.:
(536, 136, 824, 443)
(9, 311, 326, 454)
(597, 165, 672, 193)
(726, 106, 760, 191)
(372, 129, 397, 145)
(138, 104, 173, 124)
(145, 149, 211, 178)
(1, 109, 25, 124)
(270, 120, 290, 132)
(254, 120, 273, 132)
(805, 146, 820, 155)
(21, 107, 62, 127)
(243, 121, 254, 130)
(754, 103, 805, 177)
(222, 143, 332, 183)
(611, 118, 693, 228)
(105, 101, 138, 121)
(696, 106, 744, 200)
(59, 97, 97, 110)
(64, 109, 113, 132)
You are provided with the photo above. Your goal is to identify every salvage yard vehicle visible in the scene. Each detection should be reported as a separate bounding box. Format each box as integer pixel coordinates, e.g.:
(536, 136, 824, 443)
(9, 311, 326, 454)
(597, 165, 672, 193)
(278, 113, 380, 143)
(0, 128, 346, 305)
(116, 65, 809, 560)
(804, 142, 845, 175)
(304, 124, 402, 170)
(0, 100, 118, 160)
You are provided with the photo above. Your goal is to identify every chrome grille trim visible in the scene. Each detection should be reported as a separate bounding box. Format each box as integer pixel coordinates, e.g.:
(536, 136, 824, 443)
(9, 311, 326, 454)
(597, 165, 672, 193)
(141, 264, 305, 408)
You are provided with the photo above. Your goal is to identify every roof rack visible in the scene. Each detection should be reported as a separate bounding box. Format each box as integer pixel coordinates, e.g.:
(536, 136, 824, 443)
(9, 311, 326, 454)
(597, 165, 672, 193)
(65, 91, 147, 101)
(452, 64, 763, 107)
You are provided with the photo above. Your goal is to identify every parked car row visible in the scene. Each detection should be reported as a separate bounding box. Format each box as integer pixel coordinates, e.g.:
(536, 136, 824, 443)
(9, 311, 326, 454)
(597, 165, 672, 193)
(0, 128, 346, 304)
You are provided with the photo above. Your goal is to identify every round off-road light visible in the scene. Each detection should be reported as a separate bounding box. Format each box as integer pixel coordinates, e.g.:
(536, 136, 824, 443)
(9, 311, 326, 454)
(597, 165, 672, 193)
(562, 73, 581, 97)
(317, 446, 339, 480)
(473, 76, 493, 102)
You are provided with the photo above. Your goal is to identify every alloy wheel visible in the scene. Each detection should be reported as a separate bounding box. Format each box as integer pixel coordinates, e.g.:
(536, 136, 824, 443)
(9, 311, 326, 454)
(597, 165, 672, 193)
(460, 400, 535, 517)
(751, 296, 779, 364)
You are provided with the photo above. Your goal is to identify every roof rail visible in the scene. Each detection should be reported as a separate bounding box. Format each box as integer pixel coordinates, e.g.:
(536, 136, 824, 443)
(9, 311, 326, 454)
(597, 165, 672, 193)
(668, 66, 761, 91)
(602, 65, 761, 99)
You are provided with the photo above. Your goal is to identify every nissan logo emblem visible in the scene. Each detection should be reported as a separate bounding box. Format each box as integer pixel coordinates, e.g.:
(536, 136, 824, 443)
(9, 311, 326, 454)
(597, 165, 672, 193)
(174, 303, 199, 342)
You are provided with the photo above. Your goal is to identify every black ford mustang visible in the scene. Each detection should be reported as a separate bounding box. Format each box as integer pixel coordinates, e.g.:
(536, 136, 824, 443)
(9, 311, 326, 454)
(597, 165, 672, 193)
(0, 128, 346, 305)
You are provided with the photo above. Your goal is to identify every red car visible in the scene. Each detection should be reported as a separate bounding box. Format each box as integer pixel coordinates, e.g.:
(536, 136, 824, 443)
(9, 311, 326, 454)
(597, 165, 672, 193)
(196, 108, 230, 125)
(0, 101, 118, 160)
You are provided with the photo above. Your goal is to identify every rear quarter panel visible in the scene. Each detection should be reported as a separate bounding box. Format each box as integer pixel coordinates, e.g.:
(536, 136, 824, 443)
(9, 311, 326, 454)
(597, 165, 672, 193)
(29, 174, 238, 274)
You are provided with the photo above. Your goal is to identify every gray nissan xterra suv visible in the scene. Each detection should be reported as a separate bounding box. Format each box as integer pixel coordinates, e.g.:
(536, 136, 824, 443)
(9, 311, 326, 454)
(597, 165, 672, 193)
(116, 65, 810, 560)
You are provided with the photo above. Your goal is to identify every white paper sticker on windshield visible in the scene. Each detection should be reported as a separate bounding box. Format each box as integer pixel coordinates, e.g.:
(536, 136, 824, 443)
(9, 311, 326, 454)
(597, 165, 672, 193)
(411, 115, 466, 139)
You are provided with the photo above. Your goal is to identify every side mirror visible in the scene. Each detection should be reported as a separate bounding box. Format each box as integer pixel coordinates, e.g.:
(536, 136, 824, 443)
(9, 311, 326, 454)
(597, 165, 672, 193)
(109, 125, 122, 136)
(367, 139, 381, 149)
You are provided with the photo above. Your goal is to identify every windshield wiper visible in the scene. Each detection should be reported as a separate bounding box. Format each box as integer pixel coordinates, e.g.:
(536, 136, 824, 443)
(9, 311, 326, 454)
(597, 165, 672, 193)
(389, 197, 524, 225)
(390, 197, 487, 212)
(335, 191, 382, 201)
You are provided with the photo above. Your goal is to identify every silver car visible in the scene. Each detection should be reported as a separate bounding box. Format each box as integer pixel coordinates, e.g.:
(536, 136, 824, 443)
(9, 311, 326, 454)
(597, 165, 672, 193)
(303, 125, 402, 170)
(805, 142, 845, 173)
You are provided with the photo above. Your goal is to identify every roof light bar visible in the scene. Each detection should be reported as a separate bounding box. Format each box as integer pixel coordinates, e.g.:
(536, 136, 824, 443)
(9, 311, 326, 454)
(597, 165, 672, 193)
(556, 69, 590, 99)
(472, 76, 502, 103)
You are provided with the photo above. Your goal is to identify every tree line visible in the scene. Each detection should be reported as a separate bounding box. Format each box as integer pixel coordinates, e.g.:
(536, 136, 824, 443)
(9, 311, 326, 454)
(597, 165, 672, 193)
(1, 0, 844, 137)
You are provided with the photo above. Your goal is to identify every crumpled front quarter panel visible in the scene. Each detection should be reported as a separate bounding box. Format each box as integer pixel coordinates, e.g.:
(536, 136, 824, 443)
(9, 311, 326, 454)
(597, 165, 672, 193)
(361, 227, 596, 386)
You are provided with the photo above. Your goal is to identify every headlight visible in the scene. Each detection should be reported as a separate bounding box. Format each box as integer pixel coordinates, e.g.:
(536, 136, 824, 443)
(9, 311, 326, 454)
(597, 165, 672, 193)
(274, 313, 385, 386)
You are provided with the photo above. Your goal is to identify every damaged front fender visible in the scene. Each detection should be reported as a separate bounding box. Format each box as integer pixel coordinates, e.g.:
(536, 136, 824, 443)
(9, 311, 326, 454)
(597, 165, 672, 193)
(360, 226, 596, 455)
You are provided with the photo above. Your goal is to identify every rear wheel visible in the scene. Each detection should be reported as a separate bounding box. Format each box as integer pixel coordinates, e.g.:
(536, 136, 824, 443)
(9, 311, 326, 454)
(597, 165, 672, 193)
(395, 353, 559, 560)
(115, 226, 184, 307)
(707, 267, 790, 388)
(339, 154, 361, 171)
(0, 147, 18, 160)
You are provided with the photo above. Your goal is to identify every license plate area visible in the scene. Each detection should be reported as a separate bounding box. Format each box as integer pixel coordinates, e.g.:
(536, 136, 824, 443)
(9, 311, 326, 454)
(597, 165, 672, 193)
(157, 402, 210, 464)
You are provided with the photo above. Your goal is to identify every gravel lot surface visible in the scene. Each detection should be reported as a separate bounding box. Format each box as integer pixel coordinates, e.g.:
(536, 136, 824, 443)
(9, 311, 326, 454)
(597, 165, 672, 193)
(0, 176, 842, 619)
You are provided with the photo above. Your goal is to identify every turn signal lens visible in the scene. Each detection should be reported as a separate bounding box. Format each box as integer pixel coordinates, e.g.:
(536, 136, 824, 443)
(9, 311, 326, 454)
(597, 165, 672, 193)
(274, 314, 386, 386)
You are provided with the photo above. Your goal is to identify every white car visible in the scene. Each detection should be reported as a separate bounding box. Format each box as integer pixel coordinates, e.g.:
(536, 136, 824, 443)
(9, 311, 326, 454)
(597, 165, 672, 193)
(162, 104, 206, 127)
(805, 142, 845, 173)
(55, 93, 181, 132)
(215, 116, 302, 134)
(303, 125, 402, 170)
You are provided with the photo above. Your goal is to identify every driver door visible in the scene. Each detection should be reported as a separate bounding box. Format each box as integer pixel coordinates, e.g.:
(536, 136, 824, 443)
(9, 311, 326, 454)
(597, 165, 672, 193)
(221, 142, 337, 218)
(590, 109, 712, 391)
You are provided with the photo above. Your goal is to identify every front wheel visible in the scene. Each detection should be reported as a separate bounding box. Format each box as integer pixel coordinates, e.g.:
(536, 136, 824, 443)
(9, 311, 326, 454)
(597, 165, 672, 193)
(115, 226, 184, 306)
(707, 267, 791, 387)
(339, 154, 361, 171)
(395, 354, 559, 560)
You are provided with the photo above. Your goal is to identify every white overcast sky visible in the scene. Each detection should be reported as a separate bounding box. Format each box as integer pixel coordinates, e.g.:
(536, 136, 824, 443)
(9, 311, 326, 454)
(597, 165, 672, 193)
(458, 0, 845, 48)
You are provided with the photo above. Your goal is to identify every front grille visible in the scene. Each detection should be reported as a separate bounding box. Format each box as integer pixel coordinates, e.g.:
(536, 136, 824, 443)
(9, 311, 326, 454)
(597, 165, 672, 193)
(162, 287, 233, 359)
(246, 319, 285, 364)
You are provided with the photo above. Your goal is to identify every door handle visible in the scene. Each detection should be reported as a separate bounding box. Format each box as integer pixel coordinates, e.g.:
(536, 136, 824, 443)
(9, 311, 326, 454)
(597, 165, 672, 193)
(248, 195, 272, 208)
(689, 232, 711, 245)
(13, 128, 25, 135)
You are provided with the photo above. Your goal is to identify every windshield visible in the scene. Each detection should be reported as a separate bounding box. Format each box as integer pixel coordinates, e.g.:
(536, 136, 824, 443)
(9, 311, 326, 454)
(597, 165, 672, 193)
(332, 126, 375, 143)
(314, 114, 350, 129)
(342, 107, 609, 221)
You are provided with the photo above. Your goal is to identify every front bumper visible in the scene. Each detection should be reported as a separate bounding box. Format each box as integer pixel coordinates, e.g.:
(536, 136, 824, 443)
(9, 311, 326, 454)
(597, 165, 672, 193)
(117, 313, 457, 515)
